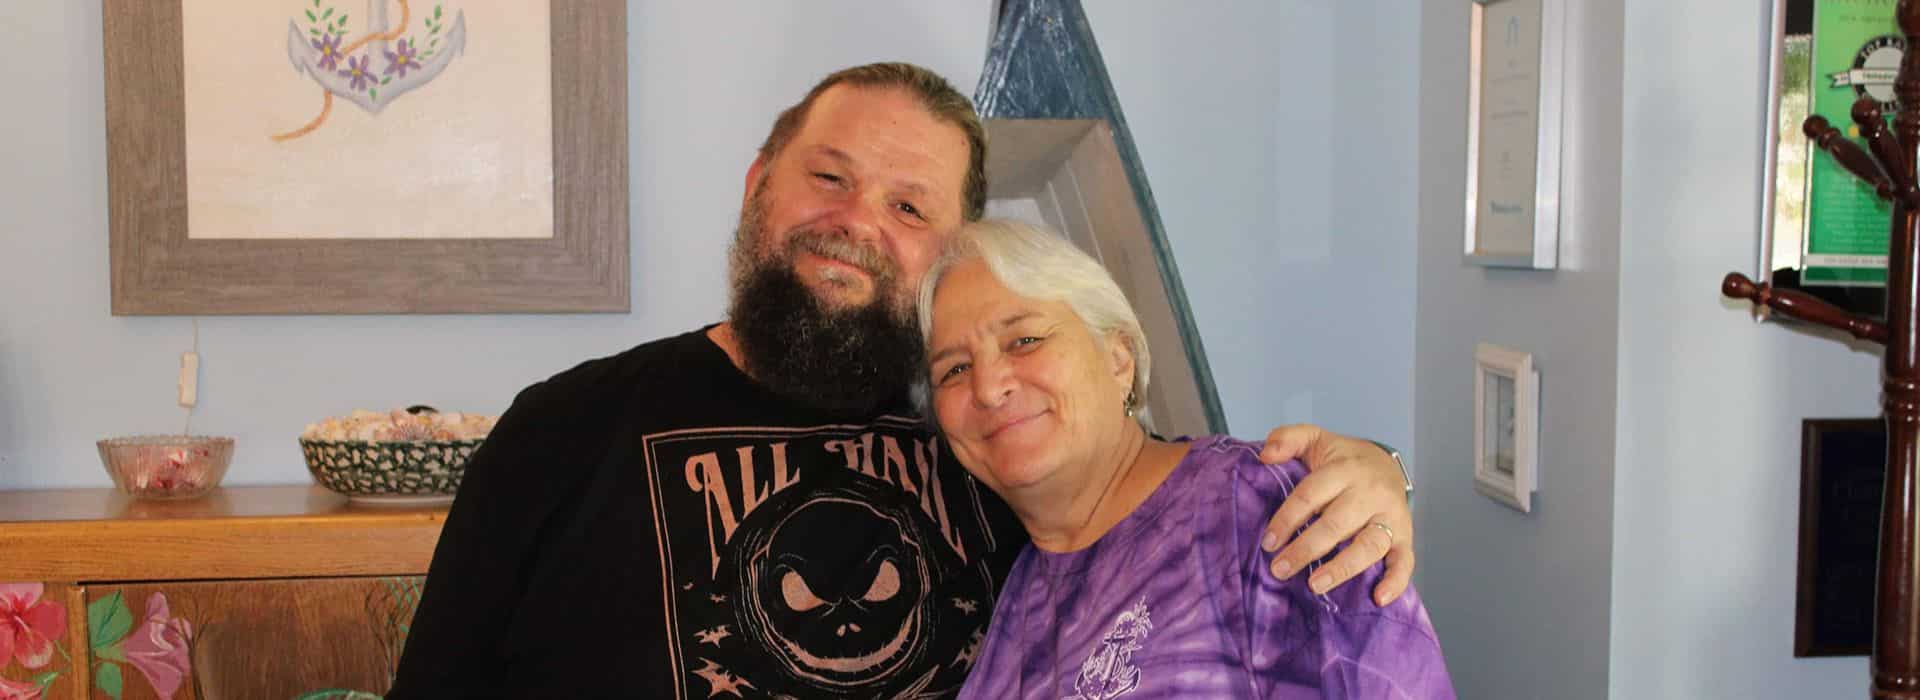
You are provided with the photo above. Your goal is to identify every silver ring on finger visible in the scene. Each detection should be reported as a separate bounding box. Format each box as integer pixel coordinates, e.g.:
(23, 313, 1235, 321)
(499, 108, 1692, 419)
(1367, 520, 1395, 545)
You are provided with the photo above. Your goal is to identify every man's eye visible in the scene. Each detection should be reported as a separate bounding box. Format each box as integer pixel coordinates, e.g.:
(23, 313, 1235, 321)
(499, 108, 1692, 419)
(896, 201, 924, 219)
(937, 363, 970, 384)
(812, 172, 843, 185)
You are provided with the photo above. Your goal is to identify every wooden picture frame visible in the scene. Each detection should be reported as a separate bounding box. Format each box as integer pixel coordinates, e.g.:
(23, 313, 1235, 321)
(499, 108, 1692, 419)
(103, 0, 628, 315)
(1795, 417, 1885, 658)
(1464, 0, 1563, 269)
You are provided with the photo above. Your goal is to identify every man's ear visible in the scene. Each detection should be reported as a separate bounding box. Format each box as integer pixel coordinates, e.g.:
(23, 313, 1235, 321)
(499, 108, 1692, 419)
(742, 155, 768, 211)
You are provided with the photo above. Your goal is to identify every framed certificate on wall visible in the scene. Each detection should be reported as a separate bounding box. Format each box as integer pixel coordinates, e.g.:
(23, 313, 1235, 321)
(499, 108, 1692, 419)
(1464, 0, 1564, 269)
(1759, 0, 1896, 300)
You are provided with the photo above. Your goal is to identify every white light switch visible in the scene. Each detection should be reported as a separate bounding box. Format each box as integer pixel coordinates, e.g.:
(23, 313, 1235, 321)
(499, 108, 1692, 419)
(178, 352, 199, 408)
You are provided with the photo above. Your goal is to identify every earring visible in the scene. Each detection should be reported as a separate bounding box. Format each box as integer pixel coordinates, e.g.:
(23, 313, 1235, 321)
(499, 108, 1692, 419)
(1124, 390, 1137, 418)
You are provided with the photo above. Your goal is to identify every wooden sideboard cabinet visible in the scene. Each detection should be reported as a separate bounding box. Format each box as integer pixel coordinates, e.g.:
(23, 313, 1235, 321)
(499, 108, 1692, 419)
(0, 486, 445, 700)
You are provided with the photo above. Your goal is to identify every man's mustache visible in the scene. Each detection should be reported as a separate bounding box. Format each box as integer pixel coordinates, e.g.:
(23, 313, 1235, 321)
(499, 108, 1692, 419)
(783, 230, 895, 281)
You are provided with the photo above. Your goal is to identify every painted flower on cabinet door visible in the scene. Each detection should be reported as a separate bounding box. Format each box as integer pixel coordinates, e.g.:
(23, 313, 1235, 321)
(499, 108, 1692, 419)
(0, 676, 44, 700)
(89, 591, 194, 700)
(125, 593, 193, 699)
(0, 584, 64, 670)
(0, 583, 68, 700)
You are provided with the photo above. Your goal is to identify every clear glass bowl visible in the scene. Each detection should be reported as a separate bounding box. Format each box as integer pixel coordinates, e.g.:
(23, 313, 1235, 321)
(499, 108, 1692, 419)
(96, 435, 234, 500)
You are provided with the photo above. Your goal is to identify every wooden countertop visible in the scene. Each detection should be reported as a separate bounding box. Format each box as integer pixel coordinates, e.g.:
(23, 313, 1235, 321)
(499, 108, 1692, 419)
(0, 485, 447, 582)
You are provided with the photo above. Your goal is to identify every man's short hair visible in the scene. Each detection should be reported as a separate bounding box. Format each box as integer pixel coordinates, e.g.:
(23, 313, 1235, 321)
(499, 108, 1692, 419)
(758, 62, 988, 222)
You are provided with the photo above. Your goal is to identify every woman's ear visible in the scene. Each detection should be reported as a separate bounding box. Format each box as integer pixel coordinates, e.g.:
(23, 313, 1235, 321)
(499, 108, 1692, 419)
(1104, 331, 1136, 392)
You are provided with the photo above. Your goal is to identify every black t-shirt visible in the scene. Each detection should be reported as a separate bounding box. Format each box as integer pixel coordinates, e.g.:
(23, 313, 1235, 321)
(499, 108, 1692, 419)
(388, 326, 1028, 698)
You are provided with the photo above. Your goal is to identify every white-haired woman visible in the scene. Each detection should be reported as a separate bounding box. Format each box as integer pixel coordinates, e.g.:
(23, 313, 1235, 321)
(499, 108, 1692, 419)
(919, 219, 1453, 698)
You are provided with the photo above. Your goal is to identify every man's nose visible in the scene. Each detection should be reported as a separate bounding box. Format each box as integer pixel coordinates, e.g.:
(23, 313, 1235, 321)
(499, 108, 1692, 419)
(824, 192, 887, 245)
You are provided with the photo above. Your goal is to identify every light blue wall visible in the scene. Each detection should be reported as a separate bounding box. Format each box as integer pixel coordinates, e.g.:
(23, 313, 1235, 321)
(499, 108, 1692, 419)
(1610, 0, 1880, 696)
(0, 2, 992, 488)
(41, 2, 1881, 697)
(1084, 0, 1419, 461)
(0, 2, 1419, 503)
(1414, 0, 1623, 697)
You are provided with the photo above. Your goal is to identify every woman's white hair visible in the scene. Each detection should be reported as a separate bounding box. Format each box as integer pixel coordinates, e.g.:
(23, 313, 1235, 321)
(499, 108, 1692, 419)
(915, 218, 1151, 425)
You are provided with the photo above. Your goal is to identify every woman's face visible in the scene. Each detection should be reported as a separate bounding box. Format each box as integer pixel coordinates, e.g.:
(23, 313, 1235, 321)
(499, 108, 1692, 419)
(926, 259, 1136, 496)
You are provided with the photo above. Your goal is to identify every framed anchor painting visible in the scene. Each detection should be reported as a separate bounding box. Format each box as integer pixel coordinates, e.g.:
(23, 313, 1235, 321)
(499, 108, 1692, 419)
(103, 0, 628, 314)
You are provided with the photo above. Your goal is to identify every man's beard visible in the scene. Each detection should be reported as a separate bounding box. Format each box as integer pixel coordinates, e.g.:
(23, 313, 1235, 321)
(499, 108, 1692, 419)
(726, 188, 925, 416)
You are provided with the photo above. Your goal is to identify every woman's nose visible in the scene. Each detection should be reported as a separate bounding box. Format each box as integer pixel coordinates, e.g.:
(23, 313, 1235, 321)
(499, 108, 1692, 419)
(969, 357, 1015, 408)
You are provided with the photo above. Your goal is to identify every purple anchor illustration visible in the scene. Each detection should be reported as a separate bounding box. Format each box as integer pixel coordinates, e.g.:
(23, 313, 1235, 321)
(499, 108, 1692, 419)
(275, 0, 466, 141)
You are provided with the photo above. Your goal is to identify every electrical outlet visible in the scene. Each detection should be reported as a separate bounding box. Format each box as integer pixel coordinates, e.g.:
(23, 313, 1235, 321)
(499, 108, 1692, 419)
(179, 352, 199, 408)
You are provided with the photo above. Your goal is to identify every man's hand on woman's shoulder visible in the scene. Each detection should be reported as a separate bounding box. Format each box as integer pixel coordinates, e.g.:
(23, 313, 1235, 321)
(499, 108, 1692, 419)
(1255, 424, 1413, 607)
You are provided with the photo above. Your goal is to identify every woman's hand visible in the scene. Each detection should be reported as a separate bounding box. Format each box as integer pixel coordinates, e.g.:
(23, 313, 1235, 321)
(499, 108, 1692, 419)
(1257, 424, 1413, 606)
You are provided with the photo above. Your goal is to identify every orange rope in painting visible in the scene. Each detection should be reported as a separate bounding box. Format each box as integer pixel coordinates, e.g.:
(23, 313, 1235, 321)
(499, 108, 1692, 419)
(271, 91, 333, 142)
(271, 0, 412, 142)
(342, 0, 411, 56)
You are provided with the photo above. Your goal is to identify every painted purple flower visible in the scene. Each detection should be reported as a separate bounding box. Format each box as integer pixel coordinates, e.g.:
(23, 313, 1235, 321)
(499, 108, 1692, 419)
(384, 39, 420, 79)
(310, 33, 343, 71)
(123, 592, 192, 700)
(338, 54, 376, 92)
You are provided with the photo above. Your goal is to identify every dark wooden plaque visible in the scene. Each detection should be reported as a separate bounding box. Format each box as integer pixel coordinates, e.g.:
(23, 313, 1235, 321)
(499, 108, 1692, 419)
(1798, 418, 1888, 657)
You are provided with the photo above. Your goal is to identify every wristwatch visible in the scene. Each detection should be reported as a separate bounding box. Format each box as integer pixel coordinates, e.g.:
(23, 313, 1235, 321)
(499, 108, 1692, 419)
(1369, 440, 1413, 498)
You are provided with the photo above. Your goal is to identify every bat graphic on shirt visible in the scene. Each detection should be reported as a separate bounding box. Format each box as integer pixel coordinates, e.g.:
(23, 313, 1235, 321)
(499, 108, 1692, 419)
(693, 658, 754, 698)
(695, 625, 733, 646)
(954, 629, 984, 668)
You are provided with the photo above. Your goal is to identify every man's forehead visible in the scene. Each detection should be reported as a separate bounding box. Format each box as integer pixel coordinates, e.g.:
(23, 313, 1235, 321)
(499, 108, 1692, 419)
(804, 144, 934, 199)
(787, 86, 968, 197)
(802, 83, 943, 129)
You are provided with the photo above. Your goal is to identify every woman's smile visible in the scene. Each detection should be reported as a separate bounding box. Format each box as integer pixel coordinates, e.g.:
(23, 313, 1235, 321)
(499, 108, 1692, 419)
(984, 409, 1049, 442)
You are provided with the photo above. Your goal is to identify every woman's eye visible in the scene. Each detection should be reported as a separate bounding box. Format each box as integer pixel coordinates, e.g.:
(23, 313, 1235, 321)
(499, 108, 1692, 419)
(937, 363, 970, 384)
(1010, 336, 1044, 351)
(812, 172, 843, 185)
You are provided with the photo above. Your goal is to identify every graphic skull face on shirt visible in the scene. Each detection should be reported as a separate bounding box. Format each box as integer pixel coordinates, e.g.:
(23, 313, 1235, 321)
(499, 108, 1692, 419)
(738, 491, 935, 689)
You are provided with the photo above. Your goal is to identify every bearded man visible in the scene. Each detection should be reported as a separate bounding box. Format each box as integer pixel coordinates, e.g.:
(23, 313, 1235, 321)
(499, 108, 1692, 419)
(388, 62, 1416, 699)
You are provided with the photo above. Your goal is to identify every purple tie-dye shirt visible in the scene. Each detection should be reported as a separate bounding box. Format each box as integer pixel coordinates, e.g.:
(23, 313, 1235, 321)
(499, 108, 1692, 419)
(959, 435, 1454, 699)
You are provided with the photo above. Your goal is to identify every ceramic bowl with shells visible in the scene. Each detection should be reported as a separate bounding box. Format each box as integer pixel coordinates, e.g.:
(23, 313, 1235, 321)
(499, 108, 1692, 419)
(299, 406, 497, 505)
